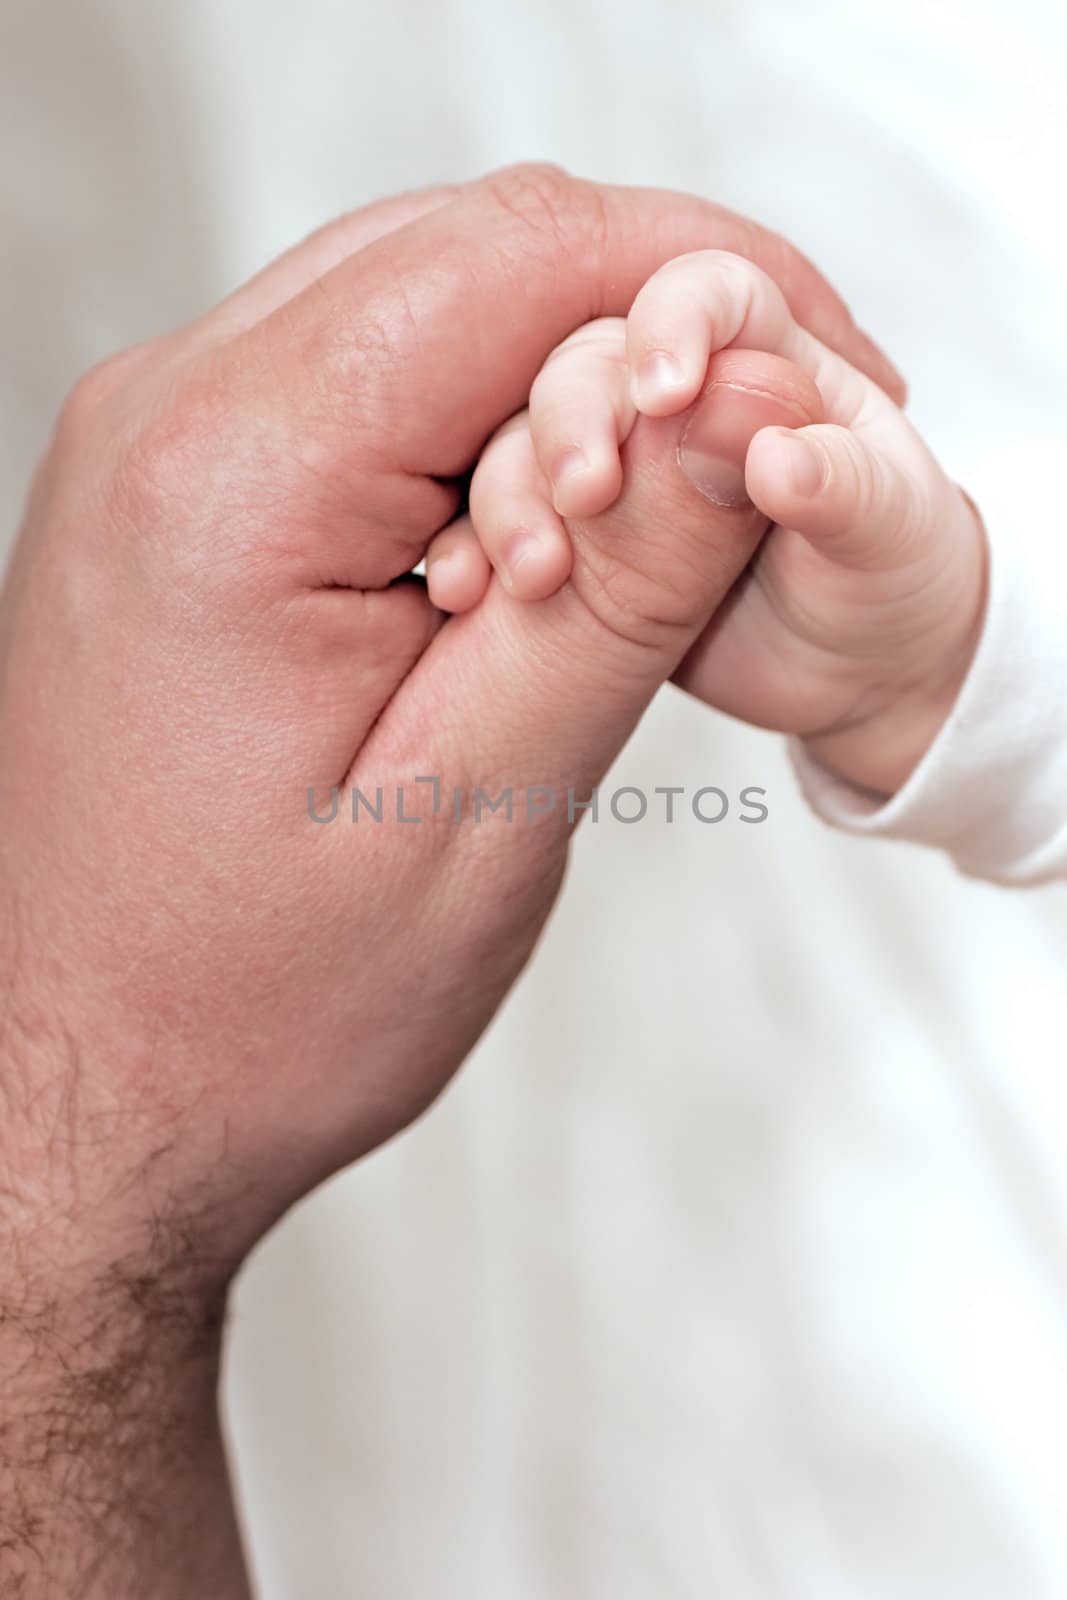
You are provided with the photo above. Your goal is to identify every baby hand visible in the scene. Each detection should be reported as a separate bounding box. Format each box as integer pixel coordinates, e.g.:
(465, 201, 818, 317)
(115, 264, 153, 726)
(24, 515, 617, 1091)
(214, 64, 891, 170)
(425, 250, 988, 796)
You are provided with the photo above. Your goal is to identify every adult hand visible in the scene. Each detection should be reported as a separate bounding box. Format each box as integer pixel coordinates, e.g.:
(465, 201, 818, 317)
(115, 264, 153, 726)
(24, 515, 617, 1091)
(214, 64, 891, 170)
(0, 164, 899, 1597)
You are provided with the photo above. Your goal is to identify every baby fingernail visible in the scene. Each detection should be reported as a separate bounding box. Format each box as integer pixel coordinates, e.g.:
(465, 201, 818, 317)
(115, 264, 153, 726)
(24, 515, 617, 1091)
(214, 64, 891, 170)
(553, 448, 588, 502)
(500, 529, 543, 589)
(635, 350, 684, 407)
(779, 432, 826, 497)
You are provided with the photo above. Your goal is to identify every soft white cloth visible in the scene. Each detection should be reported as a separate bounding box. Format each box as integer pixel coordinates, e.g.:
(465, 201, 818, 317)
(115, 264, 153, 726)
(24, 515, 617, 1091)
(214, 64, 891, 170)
(792, 439, 1067, 885)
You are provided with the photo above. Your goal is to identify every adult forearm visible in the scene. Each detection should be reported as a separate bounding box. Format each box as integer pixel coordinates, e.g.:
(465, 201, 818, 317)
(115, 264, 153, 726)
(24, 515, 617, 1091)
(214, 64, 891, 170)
(0, 1029, 249, 1600)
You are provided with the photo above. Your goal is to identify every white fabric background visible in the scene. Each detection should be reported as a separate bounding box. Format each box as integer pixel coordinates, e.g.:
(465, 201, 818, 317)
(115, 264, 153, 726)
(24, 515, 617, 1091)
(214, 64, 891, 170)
(2, 3, 1066, 1595)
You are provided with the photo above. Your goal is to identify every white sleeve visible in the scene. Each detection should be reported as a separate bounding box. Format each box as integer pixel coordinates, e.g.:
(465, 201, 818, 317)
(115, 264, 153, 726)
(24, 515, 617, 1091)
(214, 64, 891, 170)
(788, 439, 1067, 886)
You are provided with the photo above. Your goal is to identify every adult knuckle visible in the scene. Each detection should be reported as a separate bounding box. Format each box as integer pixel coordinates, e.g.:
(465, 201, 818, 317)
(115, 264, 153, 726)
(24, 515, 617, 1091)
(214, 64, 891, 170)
(57, 361, 117, 436)
(107, 357, 255, 545)
(55, 347, 147, 446)
(45, 348, 224, 565)
(578, 541, 713, 650)
(51, 342, 228, 537)
(482, 163, 607, 274)
(483, 161, 576, 231)
(122, 387, 215, 511)
(265, 280, 401, 468)
(294, 273, 391, 389)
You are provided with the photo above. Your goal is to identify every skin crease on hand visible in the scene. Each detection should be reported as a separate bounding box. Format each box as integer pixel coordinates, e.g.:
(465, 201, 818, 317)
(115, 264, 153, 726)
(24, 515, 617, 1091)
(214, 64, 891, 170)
(0, 164, 904, 1597)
